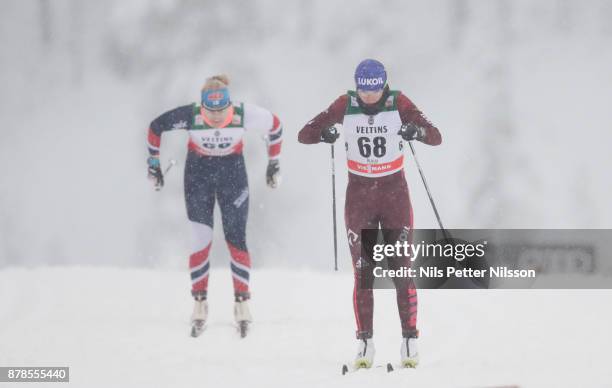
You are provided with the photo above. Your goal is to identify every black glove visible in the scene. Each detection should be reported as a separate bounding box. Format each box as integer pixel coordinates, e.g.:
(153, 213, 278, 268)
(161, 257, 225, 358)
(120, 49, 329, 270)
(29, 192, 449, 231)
(147, 156, 164, 191)
(266, 159, 280, 188)
(320, 126, 340, 144)
(398, 123, 426, 142)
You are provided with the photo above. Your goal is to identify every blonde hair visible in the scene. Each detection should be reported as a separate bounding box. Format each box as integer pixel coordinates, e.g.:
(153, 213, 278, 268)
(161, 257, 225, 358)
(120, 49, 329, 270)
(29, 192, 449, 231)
(202, 74, 230, 91)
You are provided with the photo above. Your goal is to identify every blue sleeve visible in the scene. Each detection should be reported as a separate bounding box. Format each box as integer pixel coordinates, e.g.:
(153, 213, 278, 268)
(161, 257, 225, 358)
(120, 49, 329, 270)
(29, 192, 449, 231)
(149, 104, 195, 137)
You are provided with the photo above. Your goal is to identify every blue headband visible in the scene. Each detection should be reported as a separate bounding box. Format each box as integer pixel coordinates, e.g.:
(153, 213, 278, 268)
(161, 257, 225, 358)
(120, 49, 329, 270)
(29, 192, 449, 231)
(201, 88, 231, 111)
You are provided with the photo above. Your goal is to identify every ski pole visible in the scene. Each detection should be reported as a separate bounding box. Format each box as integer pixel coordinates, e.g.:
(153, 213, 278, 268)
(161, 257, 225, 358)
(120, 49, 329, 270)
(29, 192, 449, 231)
(331, 144, 339, 271)
(164, 159, 177, 175)
(155, 159, 177, 191)
(407, 142, 451, 241)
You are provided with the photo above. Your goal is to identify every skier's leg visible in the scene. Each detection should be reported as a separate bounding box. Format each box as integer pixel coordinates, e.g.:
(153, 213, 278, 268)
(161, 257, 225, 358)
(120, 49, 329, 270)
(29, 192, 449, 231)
(189, 222, 213, 297)
(217, 155, 252, 335)
(391, 268, 418, 337)
(380, 175, 418, 337)
(184, 152, 216, 298)
(217, 155, 251, 299)
(385, 233, 418, 337)
(345, 178, 378, 339)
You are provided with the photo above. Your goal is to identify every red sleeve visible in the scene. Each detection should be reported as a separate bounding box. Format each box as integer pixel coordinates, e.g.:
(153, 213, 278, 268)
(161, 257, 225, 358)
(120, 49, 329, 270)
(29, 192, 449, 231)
(298, 95, 347, 144)
(147, 128, 161, 156)
(267, 114, 282, 159)
(397, 93, 442, 146)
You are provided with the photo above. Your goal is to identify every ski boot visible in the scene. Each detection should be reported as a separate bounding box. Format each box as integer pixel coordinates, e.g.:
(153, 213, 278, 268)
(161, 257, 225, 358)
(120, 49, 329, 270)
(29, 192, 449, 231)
(234, 292, 252, 338)
(190, 292, 208, 337)
(354, 335, 375, 369)
(400, 330, 419, 368)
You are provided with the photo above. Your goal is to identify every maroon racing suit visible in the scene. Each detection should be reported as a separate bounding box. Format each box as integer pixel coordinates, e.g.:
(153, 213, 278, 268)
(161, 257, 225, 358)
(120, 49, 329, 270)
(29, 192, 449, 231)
(298, 89, 441, 339)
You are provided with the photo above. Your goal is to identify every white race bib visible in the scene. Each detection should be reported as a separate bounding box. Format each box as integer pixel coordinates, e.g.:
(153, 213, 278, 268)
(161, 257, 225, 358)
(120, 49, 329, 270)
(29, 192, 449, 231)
(343, 109, 404, 177)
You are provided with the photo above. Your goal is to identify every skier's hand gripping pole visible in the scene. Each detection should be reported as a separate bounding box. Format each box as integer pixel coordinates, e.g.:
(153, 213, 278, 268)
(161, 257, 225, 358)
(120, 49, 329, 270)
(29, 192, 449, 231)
(147, 157, 176, 191)
(266, 160, 281, 189)
(261, 135, 281, 189)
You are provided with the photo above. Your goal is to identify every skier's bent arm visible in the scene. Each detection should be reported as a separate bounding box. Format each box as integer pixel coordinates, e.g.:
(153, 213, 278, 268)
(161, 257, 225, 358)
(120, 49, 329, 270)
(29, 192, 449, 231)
(397, 93, 442, 146)
(297, 95, 347, 144)
(243, 103, 284, 160)
(243, 103, 284, 188)
(147, 104, 195, 156)
(145, 104, 194, 190)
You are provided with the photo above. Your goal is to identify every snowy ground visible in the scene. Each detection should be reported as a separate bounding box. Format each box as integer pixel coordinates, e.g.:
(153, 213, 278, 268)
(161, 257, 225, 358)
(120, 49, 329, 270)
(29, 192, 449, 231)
(0, 267, 610, 388)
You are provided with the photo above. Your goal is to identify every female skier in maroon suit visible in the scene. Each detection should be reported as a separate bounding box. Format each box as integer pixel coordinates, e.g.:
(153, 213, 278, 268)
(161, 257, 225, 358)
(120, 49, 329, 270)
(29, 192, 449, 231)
(298, 59, 441, 369)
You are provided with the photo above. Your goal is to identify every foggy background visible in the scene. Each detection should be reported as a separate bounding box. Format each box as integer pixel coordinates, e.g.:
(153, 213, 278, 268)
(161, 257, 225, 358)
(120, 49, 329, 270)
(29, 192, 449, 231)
(1, 0, 611, 270)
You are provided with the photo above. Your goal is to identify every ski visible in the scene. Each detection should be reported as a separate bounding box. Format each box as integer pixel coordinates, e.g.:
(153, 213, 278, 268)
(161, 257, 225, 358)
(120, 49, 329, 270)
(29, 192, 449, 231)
(342, 361, 417, 375)
(190, 321, 250, 338)
(341, 363, 390, 375)
(385, 360, 418, 372)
